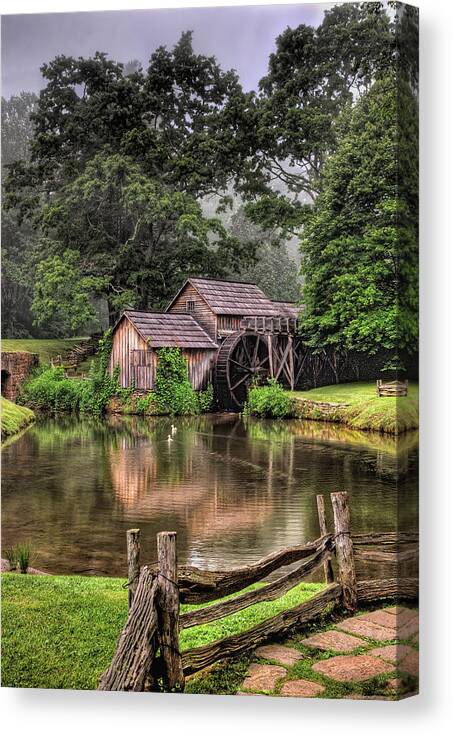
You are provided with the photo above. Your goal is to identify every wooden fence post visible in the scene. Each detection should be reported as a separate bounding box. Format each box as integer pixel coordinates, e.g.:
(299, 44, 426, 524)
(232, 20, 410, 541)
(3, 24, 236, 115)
(330, 492, 357, 611)
(127, 528, 140, 609)
(157, 531, 185, 692)
(316, 494, 334, 584)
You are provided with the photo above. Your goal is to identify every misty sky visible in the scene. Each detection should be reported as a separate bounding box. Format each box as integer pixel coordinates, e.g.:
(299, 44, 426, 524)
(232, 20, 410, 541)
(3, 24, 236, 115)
(1, 3, 333, 98)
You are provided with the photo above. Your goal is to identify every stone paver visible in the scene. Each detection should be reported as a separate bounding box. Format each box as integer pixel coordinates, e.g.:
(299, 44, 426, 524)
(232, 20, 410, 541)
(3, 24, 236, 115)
(302, 630, 365, 653)
(369, 644, 412, 665)
(238, 606, 418, 699)
(312, 654, 394, 682)
(360, 610, 402, 629)
(398, 650, 419, 677)
(241, 663, 286, 693)
(280, 679, 325, 697)
(255, 644, 303, 666)
(398, 617, 419, 640)
(336, 617, 396, 642)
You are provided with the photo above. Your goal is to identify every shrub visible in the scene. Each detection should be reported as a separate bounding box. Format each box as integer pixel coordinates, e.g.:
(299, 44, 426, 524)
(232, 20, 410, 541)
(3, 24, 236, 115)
(154, 348, 200, 415)
(16, 543, 32, 574)
(197, 384, 214, 413)
(244, 379, 294, 418)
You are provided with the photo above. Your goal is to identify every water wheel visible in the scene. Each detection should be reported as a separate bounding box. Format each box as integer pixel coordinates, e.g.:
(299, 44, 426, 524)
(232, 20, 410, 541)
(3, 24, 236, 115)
(214, 332, 271, 409)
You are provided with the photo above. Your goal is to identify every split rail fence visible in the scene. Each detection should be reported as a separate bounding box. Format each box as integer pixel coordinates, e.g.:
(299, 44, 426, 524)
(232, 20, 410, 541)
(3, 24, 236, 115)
(98, 491, 418, 692)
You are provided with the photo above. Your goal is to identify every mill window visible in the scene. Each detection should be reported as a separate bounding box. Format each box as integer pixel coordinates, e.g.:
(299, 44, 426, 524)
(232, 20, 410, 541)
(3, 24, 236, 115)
(186, 299, 195, 312)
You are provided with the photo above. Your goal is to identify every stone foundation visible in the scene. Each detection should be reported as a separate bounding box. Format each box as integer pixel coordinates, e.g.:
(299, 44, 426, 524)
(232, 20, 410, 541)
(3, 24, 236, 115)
(1, 351, 39, 401)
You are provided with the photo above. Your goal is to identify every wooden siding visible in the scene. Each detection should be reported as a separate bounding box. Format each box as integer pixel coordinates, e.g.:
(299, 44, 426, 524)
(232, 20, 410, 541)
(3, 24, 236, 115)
(217, 315, 243, 334)
(110, 316, 146, 388)
(187, 349, 215, 390)
(110, 317, 214, 391)
(167, 283, 218, 341)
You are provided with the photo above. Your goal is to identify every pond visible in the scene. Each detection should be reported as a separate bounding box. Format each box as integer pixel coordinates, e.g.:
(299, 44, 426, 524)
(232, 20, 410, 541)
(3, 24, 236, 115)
(1, 414, 418, 578)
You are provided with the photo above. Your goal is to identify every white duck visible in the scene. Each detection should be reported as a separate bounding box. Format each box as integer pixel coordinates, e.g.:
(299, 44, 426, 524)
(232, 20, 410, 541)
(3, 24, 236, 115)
(167, 434, 173, 444)
(171, 424, 177, 435)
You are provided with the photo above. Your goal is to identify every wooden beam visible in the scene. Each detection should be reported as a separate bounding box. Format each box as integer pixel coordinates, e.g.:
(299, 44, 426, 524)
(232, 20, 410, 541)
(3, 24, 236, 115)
(180, 541, 333, 629)
(182, 584, 341, 676)
(157, 532, 184, 692)
(316, 496, 334, 584)
(331, 492, 357, 612)
(98, 567, 159, 691)
(126, 529, 140, 609)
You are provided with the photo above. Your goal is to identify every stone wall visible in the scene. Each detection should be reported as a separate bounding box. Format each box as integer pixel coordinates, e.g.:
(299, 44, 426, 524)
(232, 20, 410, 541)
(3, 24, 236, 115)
(1, 351, 39, 401)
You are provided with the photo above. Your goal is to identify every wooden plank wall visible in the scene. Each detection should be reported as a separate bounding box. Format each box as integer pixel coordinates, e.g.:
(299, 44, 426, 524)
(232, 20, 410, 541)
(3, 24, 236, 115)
(110, 318, 146, 388)
(168, 283, 218, 341)
(187, 350, 216, 390)
(110, 319, 215, 391)
(217, 315, 242, 333)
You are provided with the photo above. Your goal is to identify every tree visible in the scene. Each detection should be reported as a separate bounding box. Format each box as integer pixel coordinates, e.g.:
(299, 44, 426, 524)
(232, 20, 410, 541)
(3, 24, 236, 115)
(39, 153, 250, 322)
(4, 33, 254, 220)
(228, 207, 300, 302)
(246, 2, 418, 234)
(32, 250, 107, 335)
(1, 93, 39, 336)
(299, 76, 418, 356)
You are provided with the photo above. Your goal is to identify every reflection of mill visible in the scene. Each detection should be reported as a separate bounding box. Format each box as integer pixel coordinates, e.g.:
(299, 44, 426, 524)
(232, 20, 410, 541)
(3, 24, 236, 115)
(108, 418, 301, 548)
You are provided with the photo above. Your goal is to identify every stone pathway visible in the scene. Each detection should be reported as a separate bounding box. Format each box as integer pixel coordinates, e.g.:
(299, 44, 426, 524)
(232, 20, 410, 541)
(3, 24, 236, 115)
(237, 605, 419, 699)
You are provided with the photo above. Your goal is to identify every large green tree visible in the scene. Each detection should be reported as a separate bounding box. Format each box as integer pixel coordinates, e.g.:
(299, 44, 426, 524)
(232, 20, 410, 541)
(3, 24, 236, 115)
(1, 93, 40, 336)
(246, 2, 418, 234)
(39, 153, 246, 322)
(299, 76, 418, 356)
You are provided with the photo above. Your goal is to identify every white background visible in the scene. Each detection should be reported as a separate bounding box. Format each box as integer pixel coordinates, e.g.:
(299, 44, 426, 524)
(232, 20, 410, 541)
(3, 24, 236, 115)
(1, 1, 451, 731)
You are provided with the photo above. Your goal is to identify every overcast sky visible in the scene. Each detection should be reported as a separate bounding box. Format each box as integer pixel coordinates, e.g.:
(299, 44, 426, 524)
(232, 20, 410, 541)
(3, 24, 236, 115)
(1, 3, 332, 97)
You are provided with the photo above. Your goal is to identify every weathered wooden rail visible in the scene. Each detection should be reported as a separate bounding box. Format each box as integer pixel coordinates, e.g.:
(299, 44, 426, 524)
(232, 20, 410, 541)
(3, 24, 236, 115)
(98, 491, 418, 692)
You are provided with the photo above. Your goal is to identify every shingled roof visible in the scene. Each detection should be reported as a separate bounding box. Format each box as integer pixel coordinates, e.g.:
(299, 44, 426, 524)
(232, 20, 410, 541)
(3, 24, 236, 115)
(168, 277, 278, 316)
(272, 302, 302, 319)
(120, 311, 218, 349)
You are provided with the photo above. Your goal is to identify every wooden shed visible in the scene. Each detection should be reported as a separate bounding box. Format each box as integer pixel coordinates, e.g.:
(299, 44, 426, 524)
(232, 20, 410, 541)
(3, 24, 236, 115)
(110, 311, 218, 391)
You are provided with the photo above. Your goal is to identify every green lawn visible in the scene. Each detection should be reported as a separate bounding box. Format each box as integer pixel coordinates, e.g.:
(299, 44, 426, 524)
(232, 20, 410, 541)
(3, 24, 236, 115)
(0, 396, 35, 440)
(1, 338, 88, 364)
(292, 381, 419, 434)
(0, 573, 324, 691)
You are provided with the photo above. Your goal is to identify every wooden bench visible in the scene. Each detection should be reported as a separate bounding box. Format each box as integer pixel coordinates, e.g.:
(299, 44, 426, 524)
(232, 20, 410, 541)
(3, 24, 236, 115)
(376, 379, 408, 397)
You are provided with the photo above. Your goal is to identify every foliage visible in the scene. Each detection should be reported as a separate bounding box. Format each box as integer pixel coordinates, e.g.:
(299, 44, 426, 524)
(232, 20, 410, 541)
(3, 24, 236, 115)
(154, 347, 200, 415)
(1, 573, 322, 690)
(1, 93, 40, 337)
(245, 2, 415, 233)
(3, 35, 259, 326)
(36, 152, 248, 322)
(31, 250, 107, 335)
(244, 379, 295, 418)
(228, 206, 300, 302)
(4, 547, 18, 571)
(19, 330, 119, 415)
(299, 76, 418, 356)
(0, 396, 35, 439)
(15, 543, 32, 574)
(197, 384, 214, 414)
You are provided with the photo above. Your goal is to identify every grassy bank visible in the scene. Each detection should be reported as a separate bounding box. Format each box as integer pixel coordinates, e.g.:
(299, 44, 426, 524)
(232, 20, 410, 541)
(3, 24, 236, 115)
(1, 573, 323, 691)
(292, 382, 419, 434)
(0, 397, 35, 440)
(1, 338, 88, 364)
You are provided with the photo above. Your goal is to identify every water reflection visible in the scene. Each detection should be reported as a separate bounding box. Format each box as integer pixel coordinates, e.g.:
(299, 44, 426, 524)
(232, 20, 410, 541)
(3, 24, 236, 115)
(1, 414, 418, 578)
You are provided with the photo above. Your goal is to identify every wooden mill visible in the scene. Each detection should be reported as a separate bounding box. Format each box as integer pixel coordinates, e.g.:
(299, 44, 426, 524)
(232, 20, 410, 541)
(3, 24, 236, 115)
(110, 277, 302, 410)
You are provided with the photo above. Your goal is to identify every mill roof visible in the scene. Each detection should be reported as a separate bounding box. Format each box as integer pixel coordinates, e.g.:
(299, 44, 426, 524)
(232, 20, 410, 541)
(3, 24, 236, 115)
(272, 302, 302, 319)
(167, 277, 278, 316)
(119, 311, 218, 349)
